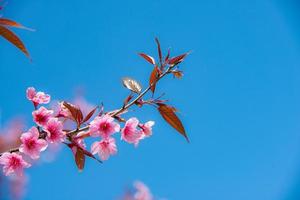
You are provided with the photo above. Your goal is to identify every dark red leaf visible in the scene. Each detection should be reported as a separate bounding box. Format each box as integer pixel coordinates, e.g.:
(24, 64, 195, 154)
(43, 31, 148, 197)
(149, 66, 159, 94)
(0, 25, 30, 58)
(138, 53, 155, 65)
(168, 52, 189, 66)
(155, 37, 162, 64)
(0, 18, 34, 31)
(67, 142, 102, 167)
(80, 147, 102, 163)
(75, 148, 85, 171)
(172, 70, 184, 79)
(165, 48, 170, 63)
(157, 104, 189, 142)
(123, 94, 134, 106)
(63, 101, 83, 126)
(82, 107, 98, 124)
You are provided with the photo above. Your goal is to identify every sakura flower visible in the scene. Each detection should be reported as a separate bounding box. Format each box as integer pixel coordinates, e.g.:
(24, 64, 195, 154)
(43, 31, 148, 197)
(0, 153, 31, 176)
(91, 137, 117, 160)
(121, 118, 142, 144)
(134, 181, 153, 200)
(139, 121, 155, 138)
(26, 87, 50, 107)
(19, 127, 48, 159)
(89, 115, 120, 138)
(44, 118, 65, 143)
(32, 106, 53, 127)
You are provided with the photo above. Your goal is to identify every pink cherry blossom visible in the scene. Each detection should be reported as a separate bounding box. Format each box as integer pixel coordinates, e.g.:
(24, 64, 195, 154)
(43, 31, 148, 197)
(139, 121, 155, 138)
(32, 106, 53, 127)
(89, 115, 120, 138)
(44, 118, 65, 143)
(121, 118, 142, 144)
(0, 153, 31, 176)
(134, 181, 153, 200)
(91, 137, 117, 160)
(26, 87, 50, 107)
(19, 127, 48, 159)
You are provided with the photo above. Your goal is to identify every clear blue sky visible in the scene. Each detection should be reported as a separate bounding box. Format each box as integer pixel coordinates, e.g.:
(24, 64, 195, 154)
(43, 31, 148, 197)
(1, 0, 300, 199)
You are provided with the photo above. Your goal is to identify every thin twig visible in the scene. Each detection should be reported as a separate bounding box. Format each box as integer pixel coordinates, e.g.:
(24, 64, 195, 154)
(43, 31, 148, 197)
(0, 66, 172, 156)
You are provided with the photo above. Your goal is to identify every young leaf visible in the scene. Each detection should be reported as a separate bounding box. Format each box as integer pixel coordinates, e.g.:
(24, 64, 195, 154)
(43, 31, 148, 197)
(122, 77, 142, 94)
(82, 106, 98, 124)
(75, 148, 85, 171)
(138, 53, 155, 65)
(168, 52, 189, 66)
(0, 26, 30, 58)
(165, 48, 170, 63)
(62, 101, 83, 126)
(0, 18, 34, 31)
(149, 66, 159, 94)
(155, 37, 162, 64)
(172, 70, 184, 79)
(157, 104, 189, 142)
(123, 94, 134, 106)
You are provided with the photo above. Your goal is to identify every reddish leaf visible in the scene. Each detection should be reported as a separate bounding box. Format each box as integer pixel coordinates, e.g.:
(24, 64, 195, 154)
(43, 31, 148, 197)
(63, 101, 83, 126)
(149, 66, 159, 94)
(172, 70, 184, 79)
(82, 107, 98, 124)
(76, 110, 83, 126)
(0, 18, 34, 31)
(168, 52, 189, 66)
(63, 101, 78, 120)
(165, 48, 170, 63)
(67, 142, 102, 169)
(138, 53, 155, 65)
(0, 26, 30, 58)
(157, 104, 189, 142)
(80, 146, 102, 163)
(155, 38, 162, 64)
(123, 94, 133, 106)
(75, 148, 85, 171)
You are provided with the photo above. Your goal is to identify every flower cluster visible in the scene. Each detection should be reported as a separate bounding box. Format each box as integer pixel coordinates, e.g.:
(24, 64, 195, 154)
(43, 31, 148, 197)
(0, 39, 189, 177)
(0, 87, 155, 176)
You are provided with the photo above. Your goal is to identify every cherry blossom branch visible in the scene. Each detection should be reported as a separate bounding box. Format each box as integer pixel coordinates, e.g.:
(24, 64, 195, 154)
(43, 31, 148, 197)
(0, 38, 190, 176)
(0, 66, 172, 156)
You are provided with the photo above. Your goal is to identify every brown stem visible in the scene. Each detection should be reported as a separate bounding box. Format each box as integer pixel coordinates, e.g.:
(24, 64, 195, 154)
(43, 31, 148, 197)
(0, 66, 172, 156)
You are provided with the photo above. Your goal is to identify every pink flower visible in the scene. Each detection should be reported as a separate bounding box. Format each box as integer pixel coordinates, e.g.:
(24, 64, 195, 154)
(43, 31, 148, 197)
(44, 118, 65, 143)
(26, 87, 50, 107)
(139, 121, 155, 138)
(121, 118, 142, 144)
(0, 153, 31, 176)
(32, 106, 53, 127)
(19, 127, 48, 159)
(89, 115, 120, 138)
(91, 137, 117, 160)
(134, 181, 153, 200)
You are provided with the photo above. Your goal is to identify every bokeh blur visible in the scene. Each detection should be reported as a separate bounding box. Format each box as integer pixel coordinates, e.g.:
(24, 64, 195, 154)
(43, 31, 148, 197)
(1, 0, 300, 199)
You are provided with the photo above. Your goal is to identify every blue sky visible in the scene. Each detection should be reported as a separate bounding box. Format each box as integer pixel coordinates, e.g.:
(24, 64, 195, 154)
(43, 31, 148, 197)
(1, 0, 300, 199)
